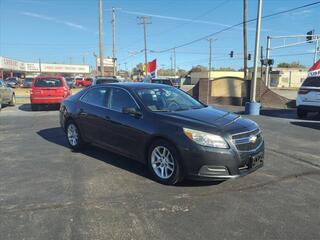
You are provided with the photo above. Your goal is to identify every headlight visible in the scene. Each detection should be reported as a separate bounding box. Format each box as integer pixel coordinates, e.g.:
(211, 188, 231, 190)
(183, 128, 229, 149)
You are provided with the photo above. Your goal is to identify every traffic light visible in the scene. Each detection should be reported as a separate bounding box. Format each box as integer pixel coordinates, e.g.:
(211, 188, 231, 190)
(230, 51, 234, 58)
(268, 59, 274, 66)
(248, 54, 251, 60)
(306, 30, 314, 42)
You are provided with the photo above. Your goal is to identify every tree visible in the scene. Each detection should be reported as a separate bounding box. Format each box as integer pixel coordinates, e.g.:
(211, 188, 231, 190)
(190, 65, 208, 72)
(176, 68, 188, 77)
(132, 63, 144, 75)
(157, 68, 172, 76)
(277, 61, 306, 68)
(216, 67, 236, 71)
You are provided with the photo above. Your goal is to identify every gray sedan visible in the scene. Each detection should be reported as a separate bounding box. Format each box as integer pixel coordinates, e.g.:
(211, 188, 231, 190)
(0, 80, 16, 110)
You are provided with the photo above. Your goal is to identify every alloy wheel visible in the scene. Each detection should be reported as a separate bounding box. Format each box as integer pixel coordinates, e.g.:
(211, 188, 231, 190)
(67, 123, 79, 146)
(151, 146, 175, 179)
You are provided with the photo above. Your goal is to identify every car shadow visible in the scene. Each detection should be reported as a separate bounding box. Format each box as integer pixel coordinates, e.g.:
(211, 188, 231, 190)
(259, 108, 320, 120)
(19, 104, 60, 112)
(37, 127, 222, 187)
(290, 121, 320, 130)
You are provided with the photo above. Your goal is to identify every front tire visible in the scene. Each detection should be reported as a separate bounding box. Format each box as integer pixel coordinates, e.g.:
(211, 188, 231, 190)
(148, 139, 183, 185)
(297, 107, 307, 119)
(9, 94, 16, 106)
(65, 120, 86, 151)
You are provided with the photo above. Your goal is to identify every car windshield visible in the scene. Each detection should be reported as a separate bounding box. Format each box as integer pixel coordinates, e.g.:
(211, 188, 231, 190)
(25, 78, 34, 82)
(34, 78, 62, 87)
(96, 78, 119, 84)
(6, 78, 17, 82)
(152, 79, 172, 85)
(65, 78, 74, 82)
(301, 77, 320, 87)
(135, 86, 204, 112)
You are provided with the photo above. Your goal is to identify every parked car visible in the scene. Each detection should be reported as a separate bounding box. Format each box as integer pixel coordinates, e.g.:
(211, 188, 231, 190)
(75, 77, 92, 87)
(151, 78, 174, 86)
(65, 77, 76, 88)
(60, 83, 264, 185)
(0, 79, 16, 110)
(296, 76, 320, 118)
(22, 77, 35, 88)
(92, 76, 119, 85)
(30, 76, 71, 111)
(4, 77, 20, 88)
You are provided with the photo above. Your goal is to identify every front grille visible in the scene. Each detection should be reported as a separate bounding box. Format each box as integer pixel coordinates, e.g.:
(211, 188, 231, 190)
(232, 128, 260, 140)
(232, 129, 263, 152)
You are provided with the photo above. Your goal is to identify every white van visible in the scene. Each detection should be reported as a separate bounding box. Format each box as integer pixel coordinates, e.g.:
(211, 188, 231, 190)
(296, 76, 320, 118)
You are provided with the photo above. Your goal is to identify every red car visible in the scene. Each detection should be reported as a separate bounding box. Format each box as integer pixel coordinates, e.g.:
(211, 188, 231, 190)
(75, 77, 92, 87)
(30, 76, 71, 111)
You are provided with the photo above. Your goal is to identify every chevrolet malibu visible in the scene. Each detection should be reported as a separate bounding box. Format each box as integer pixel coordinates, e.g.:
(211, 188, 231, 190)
(60, 83, 264, 185)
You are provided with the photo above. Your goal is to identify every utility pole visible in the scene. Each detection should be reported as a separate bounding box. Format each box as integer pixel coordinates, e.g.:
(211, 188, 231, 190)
(265, 36, 271, 86)
(137, 16, 151, 75)
(173, 48, 176, 76)
(170, 52, 173, 76)
(69, 57, 72, 64)
(314, 36, 319, 63)
(112, 7, 116, 76)
(38, 58, 42, 74)
(246, 0, 262, 115)
(98, 0, 104, 76)
(243, 0, 248, 81)
(208, 38, 213, 80)
(251, 0, 262, 103)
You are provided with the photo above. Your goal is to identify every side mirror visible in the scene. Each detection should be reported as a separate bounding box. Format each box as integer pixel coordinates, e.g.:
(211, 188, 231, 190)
(122, 107, 142, 117)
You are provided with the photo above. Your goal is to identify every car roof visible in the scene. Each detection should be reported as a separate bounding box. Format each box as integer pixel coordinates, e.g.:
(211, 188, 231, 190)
(91, 82, 172, 89)
(35, 75, 64, 79)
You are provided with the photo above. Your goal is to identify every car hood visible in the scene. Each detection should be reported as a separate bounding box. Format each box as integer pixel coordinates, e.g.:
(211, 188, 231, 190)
(162, 106, 258, 135)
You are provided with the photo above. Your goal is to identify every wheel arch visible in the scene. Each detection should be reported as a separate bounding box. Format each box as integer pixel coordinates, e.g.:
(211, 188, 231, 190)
(144, 135, 181, 165)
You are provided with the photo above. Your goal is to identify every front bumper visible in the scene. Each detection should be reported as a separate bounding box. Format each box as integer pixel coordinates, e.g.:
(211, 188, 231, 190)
(179, 140, 264, 180)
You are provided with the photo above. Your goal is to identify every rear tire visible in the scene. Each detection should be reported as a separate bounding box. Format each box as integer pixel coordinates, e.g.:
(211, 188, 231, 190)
(297, 107, 307, 119)
(147, 139, 184, 185)
(65, 120, 87, 151)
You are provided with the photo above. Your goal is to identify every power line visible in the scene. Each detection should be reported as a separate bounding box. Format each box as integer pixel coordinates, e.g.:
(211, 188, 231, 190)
(151, 0, 231, 37)
(154, 1, 320, 53)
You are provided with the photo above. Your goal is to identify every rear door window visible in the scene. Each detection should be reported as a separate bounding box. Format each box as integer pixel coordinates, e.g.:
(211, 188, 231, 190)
(302, 77, 320, 87)
(81, 87, 110, 107)
(109, 88, 137, 112)
(34, 78, 62, 87)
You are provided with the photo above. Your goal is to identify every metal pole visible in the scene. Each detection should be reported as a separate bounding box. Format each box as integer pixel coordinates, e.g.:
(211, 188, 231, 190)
(39, 58, 42, 74)
(170, 52, 173, 76)
(137, 16, 151, 76)
(143, 20, 148, 73)
(314, 38, 319, 63)
(243, 0, 248, 81)
(98, 0, 104, 76)
(112, 7, 116, 76)
(265, 35, 271, 87)
(208, 38, 212, 80)
(251, 0, 262, 103)
(173, 48, 176, 76)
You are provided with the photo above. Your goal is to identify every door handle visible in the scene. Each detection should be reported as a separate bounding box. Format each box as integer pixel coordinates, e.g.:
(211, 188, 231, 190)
(79, 109, 88, 116)
(104, 115, 111, 121)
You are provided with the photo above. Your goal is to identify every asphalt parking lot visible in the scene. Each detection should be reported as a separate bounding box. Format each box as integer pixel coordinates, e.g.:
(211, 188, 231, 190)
(0, 104, 320, 240)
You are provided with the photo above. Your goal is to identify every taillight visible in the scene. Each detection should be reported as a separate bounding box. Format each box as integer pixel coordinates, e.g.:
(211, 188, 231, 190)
(298, 89, 310, 95)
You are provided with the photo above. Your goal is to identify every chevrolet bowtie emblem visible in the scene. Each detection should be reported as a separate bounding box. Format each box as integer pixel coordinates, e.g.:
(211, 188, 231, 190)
(249, 135, 257, 143)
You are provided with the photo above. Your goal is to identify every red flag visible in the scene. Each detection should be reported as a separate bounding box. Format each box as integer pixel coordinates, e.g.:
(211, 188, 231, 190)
(147, 59, 157, 73)
(309, 59, 320, 72)
(308, 60, 320, 77)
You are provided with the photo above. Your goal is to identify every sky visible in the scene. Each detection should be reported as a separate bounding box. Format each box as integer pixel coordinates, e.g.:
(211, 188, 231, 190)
(0, 0, 319, 71)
